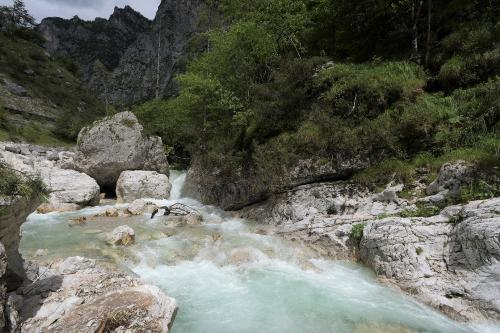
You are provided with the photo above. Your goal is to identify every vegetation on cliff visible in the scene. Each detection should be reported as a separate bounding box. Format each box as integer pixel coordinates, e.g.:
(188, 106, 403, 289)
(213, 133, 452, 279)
(0, 1, 105, 145)
(134, 0, 498, 187)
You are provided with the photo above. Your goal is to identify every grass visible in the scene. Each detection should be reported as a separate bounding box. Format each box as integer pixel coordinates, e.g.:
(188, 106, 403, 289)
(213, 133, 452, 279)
(0, 31, 105, 142)
(354, 136, 500, 188)
(0, 162, 47, 211)
(350, 223, 365, 244)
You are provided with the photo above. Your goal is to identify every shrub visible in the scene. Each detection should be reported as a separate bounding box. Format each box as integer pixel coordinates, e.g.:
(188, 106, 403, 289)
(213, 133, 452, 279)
(0, 162, 47, 200)
(350, 223, 365, 244)
(399, 203, 441, 218)
(314, 61, 426, 120)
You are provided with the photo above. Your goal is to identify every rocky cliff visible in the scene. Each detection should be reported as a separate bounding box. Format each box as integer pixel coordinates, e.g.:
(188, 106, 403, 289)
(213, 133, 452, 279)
(39, 0, 204, 105)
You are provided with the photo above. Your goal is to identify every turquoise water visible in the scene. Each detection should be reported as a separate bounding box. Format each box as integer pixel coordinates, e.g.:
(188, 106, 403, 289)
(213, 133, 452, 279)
(20, 171, 500, 333)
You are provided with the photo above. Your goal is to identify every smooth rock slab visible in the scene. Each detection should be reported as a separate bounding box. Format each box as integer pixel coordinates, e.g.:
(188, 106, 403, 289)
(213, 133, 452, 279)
(116, 170, 171, 203)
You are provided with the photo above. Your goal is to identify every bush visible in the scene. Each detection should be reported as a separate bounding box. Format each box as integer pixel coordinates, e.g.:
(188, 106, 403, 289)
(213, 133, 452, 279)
(0, 163, 47, 200)
(350, 223, 365, 244)
(314, 61, 426, 120)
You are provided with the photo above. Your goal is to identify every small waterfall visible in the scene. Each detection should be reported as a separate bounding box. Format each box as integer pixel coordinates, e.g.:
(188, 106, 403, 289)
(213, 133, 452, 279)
(169, 170, 187, 200)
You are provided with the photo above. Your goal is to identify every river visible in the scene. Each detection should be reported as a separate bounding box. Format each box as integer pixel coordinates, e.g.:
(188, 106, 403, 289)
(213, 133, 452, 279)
(20, 171, 500, 333)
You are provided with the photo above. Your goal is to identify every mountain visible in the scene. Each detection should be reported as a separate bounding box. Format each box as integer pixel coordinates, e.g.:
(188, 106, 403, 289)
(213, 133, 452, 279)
(39, 0, 204, 106)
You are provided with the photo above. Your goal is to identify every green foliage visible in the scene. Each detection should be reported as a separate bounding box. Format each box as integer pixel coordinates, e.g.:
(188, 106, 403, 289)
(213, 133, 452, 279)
(399, 203, 441, 218)
(135, 0, 498, 195)
(0, 30, 105, 142)
(350, 224, 365, 244)
(314, 62, 425, 120)
(459, 180, 499, 203)
(0, 162, 47, 200)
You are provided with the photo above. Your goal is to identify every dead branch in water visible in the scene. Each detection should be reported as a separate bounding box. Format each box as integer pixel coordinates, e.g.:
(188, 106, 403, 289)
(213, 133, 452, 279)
(151, 203, 199, 219)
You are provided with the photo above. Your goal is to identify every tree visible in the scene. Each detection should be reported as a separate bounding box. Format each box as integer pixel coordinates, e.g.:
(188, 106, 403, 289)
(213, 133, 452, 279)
(0, 0, 35, 32)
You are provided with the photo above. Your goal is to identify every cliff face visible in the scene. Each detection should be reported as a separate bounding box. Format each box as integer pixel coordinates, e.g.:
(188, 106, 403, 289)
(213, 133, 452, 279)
(38, 0, 203, 105)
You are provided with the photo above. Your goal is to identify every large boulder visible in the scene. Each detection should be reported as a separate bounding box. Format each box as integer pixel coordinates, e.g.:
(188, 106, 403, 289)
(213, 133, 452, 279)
(19, 258, 178, 333)
(39, 167, 100, 208)
(73, 112, 169, 188)
(116, 170, 171, 203)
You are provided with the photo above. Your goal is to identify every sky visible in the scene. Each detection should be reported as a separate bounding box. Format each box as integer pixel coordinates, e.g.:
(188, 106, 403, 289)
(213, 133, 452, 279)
(0, 0, 161, 22)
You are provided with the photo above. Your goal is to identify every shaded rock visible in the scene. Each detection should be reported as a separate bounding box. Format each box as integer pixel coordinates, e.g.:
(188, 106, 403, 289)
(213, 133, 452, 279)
(73, 112, 169, 188)
(0, 243, 7, 332)
(39, 1, 204, 105)
(3, 79, 27, 96)
(427, 161, 475, 197)
(184, 156, 368, 210)
(0, 196, 43, 290)
(106, 226, 135, 246)
(116, 170, 171, 203)
(23, 69, 35, 76)
(373, 184, 404, 203)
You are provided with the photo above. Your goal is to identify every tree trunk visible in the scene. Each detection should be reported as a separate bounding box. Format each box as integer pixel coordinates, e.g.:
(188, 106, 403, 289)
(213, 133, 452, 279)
(424, 0, 432, 67)
(411, 0, 424, 64)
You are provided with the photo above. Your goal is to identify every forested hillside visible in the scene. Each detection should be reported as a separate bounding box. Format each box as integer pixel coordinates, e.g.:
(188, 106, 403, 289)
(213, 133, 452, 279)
(134, 0, 499, 198)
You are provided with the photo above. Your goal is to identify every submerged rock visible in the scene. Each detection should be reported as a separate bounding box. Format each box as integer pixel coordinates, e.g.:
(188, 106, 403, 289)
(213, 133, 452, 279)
(183, 213, 203, 226)
(72, 112, 169, 189)
(116, 170, 171, 203)
(106, 226, 135, 246)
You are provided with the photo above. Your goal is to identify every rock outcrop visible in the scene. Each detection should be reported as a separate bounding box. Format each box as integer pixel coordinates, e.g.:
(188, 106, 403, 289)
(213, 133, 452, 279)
(0, 142, 101, 212)
(39, 1, 204, 105)
(238, 177, 500, 321)
(0, 196, 43, 290)
(18, 257, 177, 332)
(185, 156, 368, 210)
(360, 198, 500, 321)
(73, 112, 169, 189)
(426, 160, 475, 200)
(116, 170, 171, 203)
